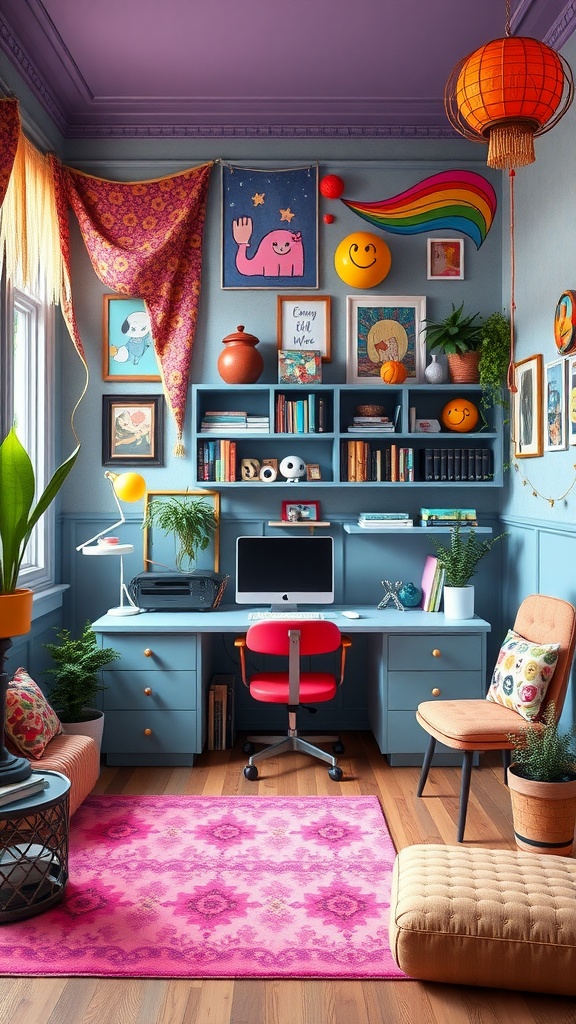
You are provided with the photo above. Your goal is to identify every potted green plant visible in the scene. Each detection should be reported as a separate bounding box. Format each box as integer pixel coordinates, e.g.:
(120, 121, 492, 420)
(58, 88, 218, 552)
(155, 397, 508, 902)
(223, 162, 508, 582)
(0, 428, 79, 635)
(507, 703, 576, 856)
(44, 621, 120, 752)
(423, 302, 484, 383)
(478, 311, 511, 421)
(431, 515, 507, 619)
(142, 493, 218, 572)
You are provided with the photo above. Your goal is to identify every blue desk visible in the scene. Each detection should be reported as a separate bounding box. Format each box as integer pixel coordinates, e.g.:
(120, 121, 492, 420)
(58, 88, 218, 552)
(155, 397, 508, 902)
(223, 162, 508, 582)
(92, 607, 490, 767)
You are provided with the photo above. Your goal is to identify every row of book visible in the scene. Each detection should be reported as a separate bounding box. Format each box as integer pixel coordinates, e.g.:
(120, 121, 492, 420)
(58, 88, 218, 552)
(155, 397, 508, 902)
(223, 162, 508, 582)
(357, 512, 413, 528)
(420, 555, 445, 612)
(275, 394, 327, 433)
(200, 411, 270, 433)
(421, 447, 492, 482)
(207, 675, 235, 751)
(341, 442, 415, 482)
(197, 439, 237, 482)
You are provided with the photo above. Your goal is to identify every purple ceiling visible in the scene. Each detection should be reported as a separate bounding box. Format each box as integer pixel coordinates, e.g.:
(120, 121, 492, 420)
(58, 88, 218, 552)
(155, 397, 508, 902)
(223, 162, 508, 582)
(0, 0, 574, 138)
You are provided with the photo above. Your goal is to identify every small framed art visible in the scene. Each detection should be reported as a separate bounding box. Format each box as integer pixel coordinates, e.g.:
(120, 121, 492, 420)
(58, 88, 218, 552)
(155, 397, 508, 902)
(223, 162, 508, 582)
(102, 394, 164, 466)
(568, 355, 576, 445)
(427, 238, 464, 280)
(102, 295, 161, 381)
(306, 464, 321, 481)
(544, 358, 568, 451)
(281, 500, 320, 523)
(277, 295, 331, 361)
(278, 349, 322, 384)
(346, 295, 426, 383)
(513, 355, 543, 458)
(553, 290, 576, 354)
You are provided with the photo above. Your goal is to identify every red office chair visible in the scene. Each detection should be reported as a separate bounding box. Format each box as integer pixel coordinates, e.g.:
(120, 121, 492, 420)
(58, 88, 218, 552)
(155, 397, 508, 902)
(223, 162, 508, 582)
(234, 619, 351, 781)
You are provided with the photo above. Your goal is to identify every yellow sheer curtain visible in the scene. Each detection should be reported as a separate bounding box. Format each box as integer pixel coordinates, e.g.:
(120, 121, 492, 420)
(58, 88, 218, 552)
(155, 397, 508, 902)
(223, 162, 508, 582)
(0, 132, 67, 304)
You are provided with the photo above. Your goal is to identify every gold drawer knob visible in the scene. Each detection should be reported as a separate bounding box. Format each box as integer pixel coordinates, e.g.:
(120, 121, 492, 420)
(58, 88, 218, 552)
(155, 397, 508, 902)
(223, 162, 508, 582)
(144, 687, 152, 696)
(431, 687, 441, 697)
(144, 728, 153, 737)
(143, 648, 153, 657)
(432, 649, 441, 658)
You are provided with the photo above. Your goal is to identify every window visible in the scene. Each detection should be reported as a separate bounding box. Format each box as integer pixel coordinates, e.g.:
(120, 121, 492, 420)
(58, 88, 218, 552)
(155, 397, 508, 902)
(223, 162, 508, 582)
(1, 280, 55, 589)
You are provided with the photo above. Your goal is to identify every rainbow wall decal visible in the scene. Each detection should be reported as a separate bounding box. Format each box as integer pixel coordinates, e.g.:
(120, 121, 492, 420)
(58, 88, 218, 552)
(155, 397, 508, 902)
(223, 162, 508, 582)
(340, 170, 497, 249)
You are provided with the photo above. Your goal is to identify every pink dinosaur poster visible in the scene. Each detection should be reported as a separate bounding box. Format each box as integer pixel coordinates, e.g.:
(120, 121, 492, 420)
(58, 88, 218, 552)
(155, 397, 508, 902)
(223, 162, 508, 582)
(222, 164, 318, 289)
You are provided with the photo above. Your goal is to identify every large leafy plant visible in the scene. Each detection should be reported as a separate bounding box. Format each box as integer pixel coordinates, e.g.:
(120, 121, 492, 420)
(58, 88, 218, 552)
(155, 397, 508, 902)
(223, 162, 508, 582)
(424, 302, 484, 354)
(508, 703, 576, 783)
(431, 515, 507, 587)
(0, 428, 79, 594)
(45, 621, 120, 722)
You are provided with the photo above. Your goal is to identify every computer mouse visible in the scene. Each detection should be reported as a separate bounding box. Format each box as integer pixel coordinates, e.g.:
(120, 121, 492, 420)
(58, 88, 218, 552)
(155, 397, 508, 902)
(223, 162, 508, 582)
(341, 610, 361, 619)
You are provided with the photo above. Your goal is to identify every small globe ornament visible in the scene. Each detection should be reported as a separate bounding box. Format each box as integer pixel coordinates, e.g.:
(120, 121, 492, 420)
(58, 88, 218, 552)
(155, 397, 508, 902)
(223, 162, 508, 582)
(279, 455, 306, 483)
(398, 582, 422, 608)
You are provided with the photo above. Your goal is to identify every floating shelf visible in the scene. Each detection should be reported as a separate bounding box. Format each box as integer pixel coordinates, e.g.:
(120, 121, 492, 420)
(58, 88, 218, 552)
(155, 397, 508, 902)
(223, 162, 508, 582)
(268, 520, 331, 535)
(344, 525, 492, 535)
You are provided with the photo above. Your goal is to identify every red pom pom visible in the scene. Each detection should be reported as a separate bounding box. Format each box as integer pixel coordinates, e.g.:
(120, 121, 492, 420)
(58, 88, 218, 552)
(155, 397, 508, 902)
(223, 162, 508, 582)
(323, 213, 335, 224)
(320, 174, 345, 199)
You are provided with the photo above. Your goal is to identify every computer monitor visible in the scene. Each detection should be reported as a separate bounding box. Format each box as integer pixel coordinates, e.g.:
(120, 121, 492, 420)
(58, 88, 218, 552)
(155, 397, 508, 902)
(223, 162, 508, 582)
(235, 535, 334, 610)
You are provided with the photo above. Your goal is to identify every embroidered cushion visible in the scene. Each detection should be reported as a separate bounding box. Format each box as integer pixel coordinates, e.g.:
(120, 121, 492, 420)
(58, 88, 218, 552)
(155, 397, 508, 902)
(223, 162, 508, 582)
(486, 629, 560, 721)
(5, 667, 62, 759)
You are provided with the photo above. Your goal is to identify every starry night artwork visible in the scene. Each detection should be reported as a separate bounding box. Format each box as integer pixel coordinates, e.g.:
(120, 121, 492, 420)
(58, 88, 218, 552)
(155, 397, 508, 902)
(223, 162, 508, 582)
(222, 164, 318, 289)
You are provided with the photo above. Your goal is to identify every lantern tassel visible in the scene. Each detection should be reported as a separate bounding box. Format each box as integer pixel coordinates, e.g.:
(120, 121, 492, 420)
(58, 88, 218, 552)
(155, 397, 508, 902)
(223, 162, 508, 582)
(488, 123, 536, 169)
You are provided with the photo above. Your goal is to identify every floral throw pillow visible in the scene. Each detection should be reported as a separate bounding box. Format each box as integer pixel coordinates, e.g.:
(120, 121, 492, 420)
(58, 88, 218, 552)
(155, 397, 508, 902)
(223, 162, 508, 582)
(486, 629, 560, 721)
(5, 667, 62, 759)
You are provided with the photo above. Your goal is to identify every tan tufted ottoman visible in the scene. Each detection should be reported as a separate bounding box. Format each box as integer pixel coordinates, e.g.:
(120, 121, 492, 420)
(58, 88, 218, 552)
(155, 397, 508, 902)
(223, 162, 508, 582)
(390, 844, 576, 995)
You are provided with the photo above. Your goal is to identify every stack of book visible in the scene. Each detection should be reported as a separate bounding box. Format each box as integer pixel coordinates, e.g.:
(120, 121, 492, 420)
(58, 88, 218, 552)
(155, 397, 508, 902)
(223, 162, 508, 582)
(0, 773, 48, 808)
(419, 555, 445, 612)
(357, 512, 413, 528)
(200, 411, 269, 432)
(419, 507, 478, 527)
(347, 415, 395, 433)
(207, 674, 235, 751)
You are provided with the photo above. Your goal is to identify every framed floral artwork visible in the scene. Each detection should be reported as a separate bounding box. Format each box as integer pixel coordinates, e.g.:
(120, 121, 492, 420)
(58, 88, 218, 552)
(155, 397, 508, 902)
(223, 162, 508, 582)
(102, 394, 164, 466)
(513, 355, 543, 458)
(544, 358, 568, 451)
(346, 295, 426, 383)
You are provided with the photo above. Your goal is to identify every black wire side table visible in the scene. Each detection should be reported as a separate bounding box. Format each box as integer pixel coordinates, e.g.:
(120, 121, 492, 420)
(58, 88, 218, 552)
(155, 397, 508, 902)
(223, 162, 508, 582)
(0, 769, 71, 922)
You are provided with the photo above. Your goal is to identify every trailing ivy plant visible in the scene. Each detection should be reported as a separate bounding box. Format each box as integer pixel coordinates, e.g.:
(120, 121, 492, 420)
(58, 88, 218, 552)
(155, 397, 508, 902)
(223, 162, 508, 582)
(430, 515, 508, 588)
(143, 493, 217, 572)
(478, 311, 511, 423)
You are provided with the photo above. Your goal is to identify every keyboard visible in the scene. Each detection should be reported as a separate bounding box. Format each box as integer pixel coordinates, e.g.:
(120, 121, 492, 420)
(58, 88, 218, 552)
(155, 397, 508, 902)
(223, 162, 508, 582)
(247, 611, 325, 620)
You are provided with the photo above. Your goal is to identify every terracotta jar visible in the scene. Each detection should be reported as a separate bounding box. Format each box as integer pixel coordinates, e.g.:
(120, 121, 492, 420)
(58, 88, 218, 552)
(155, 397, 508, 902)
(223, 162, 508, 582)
(217, 325, 264, 384)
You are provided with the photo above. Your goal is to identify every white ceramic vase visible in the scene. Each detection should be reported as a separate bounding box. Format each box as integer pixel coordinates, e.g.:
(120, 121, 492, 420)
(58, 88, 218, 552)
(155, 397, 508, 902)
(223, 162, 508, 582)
(424, 353, 447, 384)
(443, 585, 474, 620)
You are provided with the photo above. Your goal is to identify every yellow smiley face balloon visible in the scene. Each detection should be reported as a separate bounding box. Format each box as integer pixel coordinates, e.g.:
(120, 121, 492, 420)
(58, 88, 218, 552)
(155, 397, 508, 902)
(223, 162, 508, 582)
(334, 231, 392, 288)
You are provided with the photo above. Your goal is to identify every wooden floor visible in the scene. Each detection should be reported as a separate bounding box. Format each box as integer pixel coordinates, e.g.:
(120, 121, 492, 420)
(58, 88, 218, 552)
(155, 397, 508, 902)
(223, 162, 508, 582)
(1, 732, 575, 1024)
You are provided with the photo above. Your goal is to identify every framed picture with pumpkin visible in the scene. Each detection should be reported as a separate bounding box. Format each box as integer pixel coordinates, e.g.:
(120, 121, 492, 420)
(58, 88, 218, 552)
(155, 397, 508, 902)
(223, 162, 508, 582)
(346, 295, 426, 383)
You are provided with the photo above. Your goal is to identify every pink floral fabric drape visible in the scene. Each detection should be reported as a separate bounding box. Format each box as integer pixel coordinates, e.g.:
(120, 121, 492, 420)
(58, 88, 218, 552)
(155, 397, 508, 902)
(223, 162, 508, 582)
(51, 159, 213, 453)
(0, 99, 20, 207)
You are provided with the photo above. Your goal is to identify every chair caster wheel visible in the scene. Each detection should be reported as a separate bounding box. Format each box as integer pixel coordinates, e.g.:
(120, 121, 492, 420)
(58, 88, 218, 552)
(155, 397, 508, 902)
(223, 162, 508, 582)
(243, 741, 256, 755)
(244, 765, 258, 781)
(328, 766, 343, 781)
(332, 741, 345, 755)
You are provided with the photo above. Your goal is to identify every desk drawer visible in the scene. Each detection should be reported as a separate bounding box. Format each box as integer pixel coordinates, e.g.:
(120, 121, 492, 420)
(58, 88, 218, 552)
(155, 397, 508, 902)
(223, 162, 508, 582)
(103, 710, 198, 754)
(102, 669, 196, 711)
(388, 671, 482, 709)
(99, 633, 197, 671)
(388, 634, 481, 672)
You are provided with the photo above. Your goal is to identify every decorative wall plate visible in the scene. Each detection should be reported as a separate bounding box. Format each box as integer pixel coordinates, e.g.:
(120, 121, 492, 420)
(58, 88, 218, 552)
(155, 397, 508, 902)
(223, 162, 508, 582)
(554, 290, 576, 353)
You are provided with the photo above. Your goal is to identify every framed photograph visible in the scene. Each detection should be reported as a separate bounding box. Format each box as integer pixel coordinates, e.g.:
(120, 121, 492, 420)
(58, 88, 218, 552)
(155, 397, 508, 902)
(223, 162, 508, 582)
(102, 394, 164, 466)
(544, 358, 568, 451)
(102, 295, 161, 381)
(513, 355, 543, 458)
(306, 464, 321, 481)
(427, 238, 464, 280)
(143, 489, 220, 573)
(281, 500, 320, 523)
(221, 164, 318, 289)
(569, 355, 576, 446)
(346, 295, 426, 383)
(277, 295, 331, 361)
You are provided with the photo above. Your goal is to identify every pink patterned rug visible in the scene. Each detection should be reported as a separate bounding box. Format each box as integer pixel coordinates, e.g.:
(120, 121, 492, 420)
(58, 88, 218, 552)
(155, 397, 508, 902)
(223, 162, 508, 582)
(0, 795, 406, 979)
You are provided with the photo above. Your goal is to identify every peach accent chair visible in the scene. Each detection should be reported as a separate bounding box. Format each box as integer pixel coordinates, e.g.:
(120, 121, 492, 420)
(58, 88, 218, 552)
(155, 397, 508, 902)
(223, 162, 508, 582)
(235, 619, 351, 782)
(416, 594, 576, 842)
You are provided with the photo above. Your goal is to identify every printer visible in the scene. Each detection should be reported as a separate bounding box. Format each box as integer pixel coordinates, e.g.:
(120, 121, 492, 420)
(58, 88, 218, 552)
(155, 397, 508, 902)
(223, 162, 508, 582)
(129, 570, 228, 611)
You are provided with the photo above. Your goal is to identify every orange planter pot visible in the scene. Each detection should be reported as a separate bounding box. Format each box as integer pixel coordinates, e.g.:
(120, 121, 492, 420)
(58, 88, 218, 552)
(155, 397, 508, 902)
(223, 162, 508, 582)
(0, 589, 33, 639)
(508, 764, 576, 856)
(446, 351, 480, 384)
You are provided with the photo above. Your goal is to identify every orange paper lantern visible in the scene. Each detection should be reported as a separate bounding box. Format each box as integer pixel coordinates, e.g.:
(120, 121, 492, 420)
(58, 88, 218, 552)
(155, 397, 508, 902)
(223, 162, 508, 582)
(380, 360, 407, 385)
(445, 36, 574, 168)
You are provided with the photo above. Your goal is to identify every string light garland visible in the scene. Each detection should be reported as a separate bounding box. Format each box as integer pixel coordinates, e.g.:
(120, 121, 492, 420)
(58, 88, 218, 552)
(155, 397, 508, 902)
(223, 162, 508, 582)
(510, 444, 576, 508)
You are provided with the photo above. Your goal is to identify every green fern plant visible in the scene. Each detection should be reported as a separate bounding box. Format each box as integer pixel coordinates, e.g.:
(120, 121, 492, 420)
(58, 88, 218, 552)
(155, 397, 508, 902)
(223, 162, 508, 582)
(45, 622, 120, 722)
(508, 703, 576, 783)
(143, 494, 217, 572)
(431, 515, 508, 587)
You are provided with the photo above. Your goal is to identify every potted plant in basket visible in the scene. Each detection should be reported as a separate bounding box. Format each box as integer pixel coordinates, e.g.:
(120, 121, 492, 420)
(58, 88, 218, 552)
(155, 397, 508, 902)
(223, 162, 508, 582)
(430, 515, 507, 619)
(423, 302, 484, 383)
(44, 621, 120, 754)
(142, 492, 218, 572)
(507, 703, 576, 856)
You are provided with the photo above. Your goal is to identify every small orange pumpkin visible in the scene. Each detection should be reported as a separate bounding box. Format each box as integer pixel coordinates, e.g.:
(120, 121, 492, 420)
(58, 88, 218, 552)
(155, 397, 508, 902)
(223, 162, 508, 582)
(380, 360, 407, 384)
(441, 397, 479, 432)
